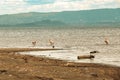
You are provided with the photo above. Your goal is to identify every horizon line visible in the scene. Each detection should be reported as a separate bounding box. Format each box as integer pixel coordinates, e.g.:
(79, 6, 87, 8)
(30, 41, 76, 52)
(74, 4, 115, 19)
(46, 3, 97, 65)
(0, 7, 119, 16)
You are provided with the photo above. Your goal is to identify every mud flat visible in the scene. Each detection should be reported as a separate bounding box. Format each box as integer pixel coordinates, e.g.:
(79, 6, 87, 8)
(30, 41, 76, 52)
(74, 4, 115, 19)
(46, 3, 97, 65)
(0, 48, 63, 52)
(0, 48, 120, 80)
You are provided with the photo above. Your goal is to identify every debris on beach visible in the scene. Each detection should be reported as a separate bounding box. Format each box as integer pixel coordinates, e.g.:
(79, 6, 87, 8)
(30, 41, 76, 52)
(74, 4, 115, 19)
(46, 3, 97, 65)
(77, 55, 95, 59)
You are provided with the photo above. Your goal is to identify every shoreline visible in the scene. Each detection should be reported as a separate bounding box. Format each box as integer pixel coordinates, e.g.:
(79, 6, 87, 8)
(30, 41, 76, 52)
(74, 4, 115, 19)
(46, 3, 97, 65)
(0, 47, 63, 53)
(0, 48, 120, 80)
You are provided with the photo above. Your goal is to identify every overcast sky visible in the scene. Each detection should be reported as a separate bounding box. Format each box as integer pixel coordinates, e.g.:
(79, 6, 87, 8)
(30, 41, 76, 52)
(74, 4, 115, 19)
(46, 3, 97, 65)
(0, 0, 120, 15)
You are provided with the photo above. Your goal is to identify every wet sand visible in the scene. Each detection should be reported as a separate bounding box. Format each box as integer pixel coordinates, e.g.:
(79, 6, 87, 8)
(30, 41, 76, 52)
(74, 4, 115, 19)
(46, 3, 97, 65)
(0, 48, 63, 52)
(0, 48, 120, 80)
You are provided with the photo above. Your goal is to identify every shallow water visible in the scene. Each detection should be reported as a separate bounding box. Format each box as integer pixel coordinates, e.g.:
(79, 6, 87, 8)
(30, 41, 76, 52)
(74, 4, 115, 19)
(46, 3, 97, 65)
(0, 27, 120, 66)
(20, 47, 120, 67)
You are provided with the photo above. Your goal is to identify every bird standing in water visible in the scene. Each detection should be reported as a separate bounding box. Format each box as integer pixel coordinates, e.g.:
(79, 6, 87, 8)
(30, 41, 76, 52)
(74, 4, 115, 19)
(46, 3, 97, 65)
(32, 41, 37, 47)
(104, 37, 109, 45)
(49, 39, 55, 48)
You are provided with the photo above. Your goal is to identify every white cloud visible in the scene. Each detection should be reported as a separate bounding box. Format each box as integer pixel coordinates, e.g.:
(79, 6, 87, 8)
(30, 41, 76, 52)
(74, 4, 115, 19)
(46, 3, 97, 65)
(117, 0, 120, 2)
(27, 1, 91, 12)
(0, 0, 120, 15)
(116, 0, 120, 5)
(0, 0, 28, 14)
(85, 0, 120, 9)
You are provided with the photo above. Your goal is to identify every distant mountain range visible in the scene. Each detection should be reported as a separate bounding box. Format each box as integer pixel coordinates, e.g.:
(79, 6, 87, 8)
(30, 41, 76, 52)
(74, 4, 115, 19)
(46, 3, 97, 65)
(0, 8, 120, 27)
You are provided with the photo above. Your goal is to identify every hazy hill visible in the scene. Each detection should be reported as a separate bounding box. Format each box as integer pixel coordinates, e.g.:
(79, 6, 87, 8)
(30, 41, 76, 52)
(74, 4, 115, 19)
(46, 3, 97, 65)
(0, 8, 120, 27)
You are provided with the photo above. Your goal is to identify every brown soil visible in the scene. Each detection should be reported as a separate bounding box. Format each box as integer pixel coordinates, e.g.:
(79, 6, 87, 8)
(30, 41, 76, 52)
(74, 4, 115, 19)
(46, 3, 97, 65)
(0, 48, 120, 80)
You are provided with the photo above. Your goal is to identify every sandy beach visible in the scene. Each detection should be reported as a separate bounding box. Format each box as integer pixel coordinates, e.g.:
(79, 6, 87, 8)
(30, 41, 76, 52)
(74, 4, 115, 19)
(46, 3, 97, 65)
(0, 48, 120, 80)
